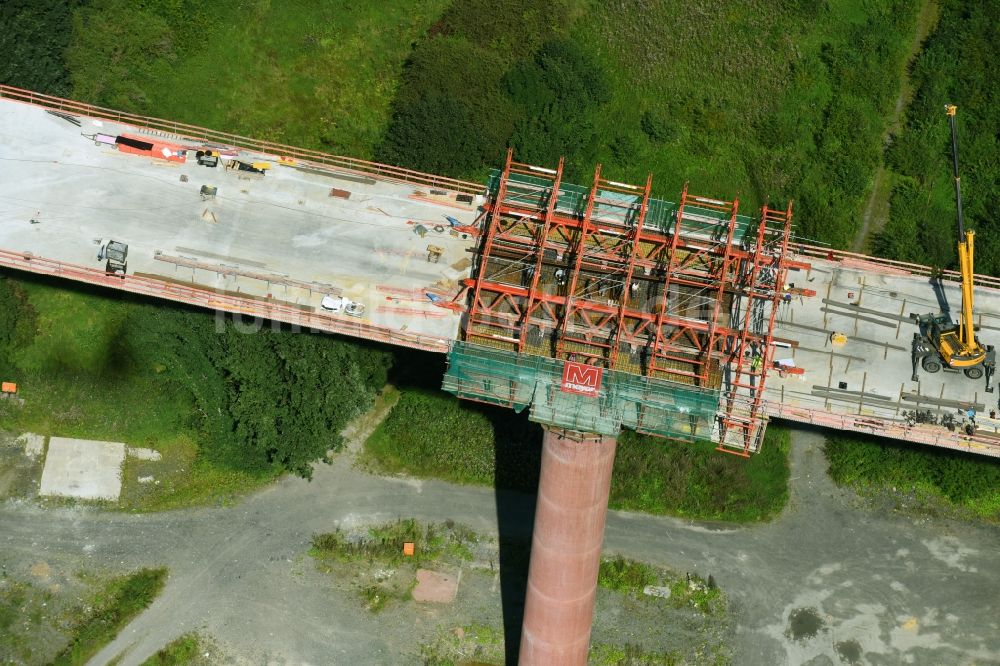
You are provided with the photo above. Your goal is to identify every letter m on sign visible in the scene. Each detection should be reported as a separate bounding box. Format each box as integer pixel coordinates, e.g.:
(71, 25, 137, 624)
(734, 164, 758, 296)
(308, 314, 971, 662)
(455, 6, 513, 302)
(561, 361, 603, 397)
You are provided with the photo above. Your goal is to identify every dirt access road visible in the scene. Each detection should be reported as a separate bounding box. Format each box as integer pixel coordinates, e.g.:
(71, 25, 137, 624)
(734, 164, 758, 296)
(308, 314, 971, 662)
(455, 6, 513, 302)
(1, 428, 999, 665)
(851, 0, 940, 253)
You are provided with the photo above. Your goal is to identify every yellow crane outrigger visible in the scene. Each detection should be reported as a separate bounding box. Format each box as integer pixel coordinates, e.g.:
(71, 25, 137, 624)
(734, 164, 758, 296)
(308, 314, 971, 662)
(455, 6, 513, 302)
(912, 105, 995, 389)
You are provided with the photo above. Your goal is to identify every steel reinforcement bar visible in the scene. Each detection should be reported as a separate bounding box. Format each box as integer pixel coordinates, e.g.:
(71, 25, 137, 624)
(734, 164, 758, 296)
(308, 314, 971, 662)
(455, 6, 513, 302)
(0, 249, 451, 354)
(0, 84, 484, 196)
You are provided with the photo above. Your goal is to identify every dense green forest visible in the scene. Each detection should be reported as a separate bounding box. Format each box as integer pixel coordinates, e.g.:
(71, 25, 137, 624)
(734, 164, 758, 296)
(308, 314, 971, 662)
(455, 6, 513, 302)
(0, 274, 390, 482)
(377, 0, 921, 247)
(0, 0, 78, 97)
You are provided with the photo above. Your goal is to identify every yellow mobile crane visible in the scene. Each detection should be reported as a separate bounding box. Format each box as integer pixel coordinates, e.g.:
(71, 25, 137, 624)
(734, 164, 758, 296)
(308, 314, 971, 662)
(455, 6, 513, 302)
(912, 105, 995, 390)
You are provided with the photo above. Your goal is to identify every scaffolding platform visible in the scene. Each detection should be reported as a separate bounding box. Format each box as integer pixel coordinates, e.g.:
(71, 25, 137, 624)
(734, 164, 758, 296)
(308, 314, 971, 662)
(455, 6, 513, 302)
(448, 150, 796, 454)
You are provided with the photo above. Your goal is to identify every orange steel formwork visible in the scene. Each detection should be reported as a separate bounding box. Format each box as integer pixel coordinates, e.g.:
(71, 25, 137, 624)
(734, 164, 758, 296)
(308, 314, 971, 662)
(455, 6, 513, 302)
(463, 150, 798, 454)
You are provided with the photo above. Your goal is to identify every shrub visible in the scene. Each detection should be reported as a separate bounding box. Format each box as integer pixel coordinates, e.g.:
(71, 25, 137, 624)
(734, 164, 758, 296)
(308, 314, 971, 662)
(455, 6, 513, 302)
(826, 435, 1000, 519)
(0, 0, 77, 96)
(52, 568, 168, 665)
(598, 556, 657, 594)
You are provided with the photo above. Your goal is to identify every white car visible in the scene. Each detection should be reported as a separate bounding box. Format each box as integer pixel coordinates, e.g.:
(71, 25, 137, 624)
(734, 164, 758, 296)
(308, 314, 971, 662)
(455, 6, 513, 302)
(320, 295, 365, 317)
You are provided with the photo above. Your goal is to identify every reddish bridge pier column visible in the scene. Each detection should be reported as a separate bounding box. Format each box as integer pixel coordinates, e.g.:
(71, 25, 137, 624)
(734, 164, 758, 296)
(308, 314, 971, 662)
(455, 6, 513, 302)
(519, 429, 617, 665)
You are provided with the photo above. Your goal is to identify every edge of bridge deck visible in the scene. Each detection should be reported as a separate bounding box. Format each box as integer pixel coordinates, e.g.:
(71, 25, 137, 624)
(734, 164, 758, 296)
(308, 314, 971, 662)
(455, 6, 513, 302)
(0, 85, 484, 197)
(4, 84, 1000, 458)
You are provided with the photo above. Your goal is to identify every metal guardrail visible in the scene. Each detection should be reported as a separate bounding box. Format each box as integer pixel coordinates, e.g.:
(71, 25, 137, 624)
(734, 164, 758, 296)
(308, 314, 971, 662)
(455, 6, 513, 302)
(0, 84, 485, 197)
(765, 400, 1000, 459)
(790, 243, 1000, 291)
(0, 250, 450, 354)
(153, 252, 343, 297)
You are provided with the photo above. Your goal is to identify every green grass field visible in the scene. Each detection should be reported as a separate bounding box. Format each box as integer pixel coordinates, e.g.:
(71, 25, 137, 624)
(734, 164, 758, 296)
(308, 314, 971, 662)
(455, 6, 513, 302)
(574, 0, 919, 246)
(0, 275, 277, 511)
(67, 0, 451, 158)
(364, 387, 790, 522)
(4, 277, 192, 446)
(610, 427, 790, 523)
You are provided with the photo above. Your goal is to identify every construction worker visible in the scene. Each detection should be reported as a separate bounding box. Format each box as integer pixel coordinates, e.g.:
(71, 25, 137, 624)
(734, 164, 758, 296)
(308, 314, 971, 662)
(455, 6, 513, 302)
(751, 354, 763, 373)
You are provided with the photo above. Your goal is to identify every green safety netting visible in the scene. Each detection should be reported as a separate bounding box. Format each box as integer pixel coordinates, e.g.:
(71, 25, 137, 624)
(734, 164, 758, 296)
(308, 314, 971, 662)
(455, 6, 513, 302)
(442, 342, 720, 440)
(485, 169, 755, 243)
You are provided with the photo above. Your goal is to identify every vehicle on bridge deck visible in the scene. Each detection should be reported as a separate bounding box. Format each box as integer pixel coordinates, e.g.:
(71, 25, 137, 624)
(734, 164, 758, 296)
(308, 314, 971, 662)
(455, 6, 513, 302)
(321, 295, 365, 317)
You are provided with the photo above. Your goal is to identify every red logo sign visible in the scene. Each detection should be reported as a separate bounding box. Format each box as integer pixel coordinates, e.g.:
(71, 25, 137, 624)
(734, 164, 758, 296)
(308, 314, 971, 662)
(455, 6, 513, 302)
(561, 361, 603, 397)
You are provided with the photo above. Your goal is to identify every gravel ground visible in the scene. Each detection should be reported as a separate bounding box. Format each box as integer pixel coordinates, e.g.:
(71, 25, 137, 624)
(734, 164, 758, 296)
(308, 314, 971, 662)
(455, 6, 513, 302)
(1, 426, 999, 665)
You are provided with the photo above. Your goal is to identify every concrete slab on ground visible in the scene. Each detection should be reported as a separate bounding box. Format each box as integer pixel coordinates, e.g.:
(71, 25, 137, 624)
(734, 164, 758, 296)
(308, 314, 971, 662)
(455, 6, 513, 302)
(412, 568, 459, 603)
(38, 437, 125, 500)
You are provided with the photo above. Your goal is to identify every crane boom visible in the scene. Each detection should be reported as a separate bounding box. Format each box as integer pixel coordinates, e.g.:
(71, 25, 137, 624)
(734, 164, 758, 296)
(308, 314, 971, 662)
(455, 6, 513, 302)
(911, 105, 994, 389)
(946, 105, 977, 349)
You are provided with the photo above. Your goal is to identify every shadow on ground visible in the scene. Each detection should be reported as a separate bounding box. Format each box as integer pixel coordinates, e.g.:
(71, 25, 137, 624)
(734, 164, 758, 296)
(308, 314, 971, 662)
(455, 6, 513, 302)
(492, 419, 540, 664)
(389, 348, 543, 663)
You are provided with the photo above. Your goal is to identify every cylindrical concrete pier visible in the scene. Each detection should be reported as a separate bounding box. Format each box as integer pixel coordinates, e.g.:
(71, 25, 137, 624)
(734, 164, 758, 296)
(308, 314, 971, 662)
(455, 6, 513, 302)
(518, 429, 617, 665)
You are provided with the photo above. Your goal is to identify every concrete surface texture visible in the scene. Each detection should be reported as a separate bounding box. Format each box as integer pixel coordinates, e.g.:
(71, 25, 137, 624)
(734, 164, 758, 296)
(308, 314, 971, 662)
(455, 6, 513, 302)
(37, 437, 125, 500)
(3, 428, 998, 665)
(17, 432, 44, 458)
(0, 99, 482, 342)
(767, 256, 1000, 455)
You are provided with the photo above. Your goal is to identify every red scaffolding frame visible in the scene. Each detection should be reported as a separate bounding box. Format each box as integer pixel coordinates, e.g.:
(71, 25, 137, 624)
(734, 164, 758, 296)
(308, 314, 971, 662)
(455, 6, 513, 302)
(463, 154, 797, 453)
(717, 202, 794, 455)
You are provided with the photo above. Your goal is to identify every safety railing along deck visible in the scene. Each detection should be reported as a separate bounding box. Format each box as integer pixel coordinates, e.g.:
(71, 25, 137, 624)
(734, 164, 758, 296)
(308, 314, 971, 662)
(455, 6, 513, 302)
(0, 84, 485, 196)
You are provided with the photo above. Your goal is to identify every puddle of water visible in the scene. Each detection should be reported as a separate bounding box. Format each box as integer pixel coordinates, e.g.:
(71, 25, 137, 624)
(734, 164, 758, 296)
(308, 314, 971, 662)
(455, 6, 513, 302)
(787, 607, 825, 641)
(835, 639, 863, 664)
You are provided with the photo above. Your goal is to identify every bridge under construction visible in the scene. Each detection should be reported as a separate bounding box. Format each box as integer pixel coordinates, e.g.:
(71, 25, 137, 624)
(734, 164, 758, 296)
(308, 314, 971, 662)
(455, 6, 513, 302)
(2, 85, 999, 664)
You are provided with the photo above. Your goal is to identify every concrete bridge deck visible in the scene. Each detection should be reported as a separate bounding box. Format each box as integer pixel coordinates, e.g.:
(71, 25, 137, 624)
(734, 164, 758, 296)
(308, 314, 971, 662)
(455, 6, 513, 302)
(0, 90, 484, 351)
(2, 87, 1000, 457)
(764, 253, 1000, 457)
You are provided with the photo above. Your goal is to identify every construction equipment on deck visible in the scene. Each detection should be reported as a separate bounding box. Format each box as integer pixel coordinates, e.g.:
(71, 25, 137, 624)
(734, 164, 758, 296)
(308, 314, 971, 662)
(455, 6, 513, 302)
(226, 159, 268, 175)
(912, 105, 995, 389)
(196, 150, 220, 167)
(99, 240, 128, 275)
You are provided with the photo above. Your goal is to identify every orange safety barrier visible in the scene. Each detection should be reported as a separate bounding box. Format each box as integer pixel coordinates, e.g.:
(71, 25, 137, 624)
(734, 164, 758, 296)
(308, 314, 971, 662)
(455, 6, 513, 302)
(402, 542, 415, 556)
(1, 382, 16, 393)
